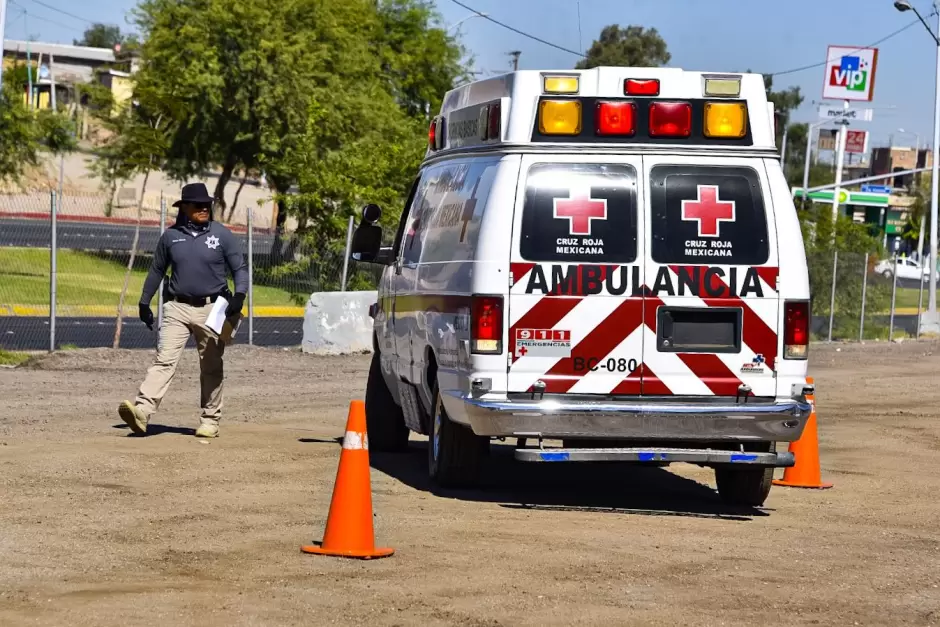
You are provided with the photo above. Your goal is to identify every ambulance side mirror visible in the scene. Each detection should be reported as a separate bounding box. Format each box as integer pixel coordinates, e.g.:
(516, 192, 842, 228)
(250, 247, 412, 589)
(350, 204, 388, 264)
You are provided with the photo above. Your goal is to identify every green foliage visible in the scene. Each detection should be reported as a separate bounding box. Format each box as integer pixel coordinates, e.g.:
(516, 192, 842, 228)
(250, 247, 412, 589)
(0, 82, 76, 181)
(0, 87, 42, 181)
(800, 206, 892, 339)
(575, 25, 670, 69)
(74, 23, 139, 52)
(0, 349, 30, 367)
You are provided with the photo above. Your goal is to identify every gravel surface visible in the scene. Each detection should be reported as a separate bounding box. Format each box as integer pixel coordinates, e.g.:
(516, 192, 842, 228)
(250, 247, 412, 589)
(0, 342, 938, 626)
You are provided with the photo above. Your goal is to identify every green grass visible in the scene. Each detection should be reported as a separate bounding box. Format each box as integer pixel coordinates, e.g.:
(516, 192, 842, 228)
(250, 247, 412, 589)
(0, 349, 30, 366)
(894, 287, 927, 310)
(0, 248, 299, 309)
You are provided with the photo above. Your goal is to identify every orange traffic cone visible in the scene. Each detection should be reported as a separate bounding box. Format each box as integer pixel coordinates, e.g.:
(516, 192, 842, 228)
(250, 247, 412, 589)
(773, 377, 833, 489)
(300, 400, 394, 559)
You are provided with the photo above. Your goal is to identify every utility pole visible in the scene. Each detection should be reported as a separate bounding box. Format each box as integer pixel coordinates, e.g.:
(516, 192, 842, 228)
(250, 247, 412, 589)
(509, 50, 521, 71)
(0, 0, 7, 93)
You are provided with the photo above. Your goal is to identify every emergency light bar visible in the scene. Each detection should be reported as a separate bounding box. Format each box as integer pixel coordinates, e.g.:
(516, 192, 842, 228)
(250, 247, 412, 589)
(532, 96, 751, 145)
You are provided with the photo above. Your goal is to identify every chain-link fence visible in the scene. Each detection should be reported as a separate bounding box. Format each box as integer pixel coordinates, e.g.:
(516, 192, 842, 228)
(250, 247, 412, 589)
(3, 189, 933, 351)
(0, 190, 383, 351)
(808, 250, 931, 342)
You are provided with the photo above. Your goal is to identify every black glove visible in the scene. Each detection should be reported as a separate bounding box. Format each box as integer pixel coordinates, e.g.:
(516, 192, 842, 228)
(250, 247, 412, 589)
(225, 293, 245, 318)
(138, 304, 154, 330)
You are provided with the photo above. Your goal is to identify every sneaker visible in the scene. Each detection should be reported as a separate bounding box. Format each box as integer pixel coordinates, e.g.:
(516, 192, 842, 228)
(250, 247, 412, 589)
(195, 423, 219, 438)
(118, 401, 148, 435)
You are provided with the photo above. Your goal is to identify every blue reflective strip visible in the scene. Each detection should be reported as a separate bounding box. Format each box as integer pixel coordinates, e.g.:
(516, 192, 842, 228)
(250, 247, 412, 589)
(638, 452, 655, 461)
(539, 451, 570, 462)
(730, 454, 758, 462)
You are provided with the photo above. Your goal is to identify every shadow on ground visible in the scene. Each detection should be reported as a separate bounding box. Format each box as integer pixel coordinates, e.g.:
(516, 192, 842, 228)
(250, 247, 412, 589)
(329, 438, 772, 521)
(112, 423, 196, 437)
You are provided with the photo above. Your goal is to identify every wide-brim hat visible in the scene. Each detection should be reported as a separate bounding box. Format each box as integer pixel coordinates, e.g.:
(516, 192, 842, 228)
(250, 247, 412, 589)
(172, 182, 215, 207)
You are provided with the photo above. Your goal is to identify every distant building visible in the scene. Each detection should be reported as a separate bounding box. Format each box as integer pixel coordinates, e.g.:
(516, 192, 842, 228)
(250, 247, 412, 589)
(870, 146, 933, 191)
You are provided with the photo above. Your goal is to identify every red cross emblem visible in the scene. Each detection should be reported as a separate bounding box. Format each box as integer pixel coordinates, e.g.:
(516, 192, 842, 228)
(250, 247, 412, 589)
(517, 346, 528, 356)
(553, 189, 608, 236)
(681, 185, 735, 237)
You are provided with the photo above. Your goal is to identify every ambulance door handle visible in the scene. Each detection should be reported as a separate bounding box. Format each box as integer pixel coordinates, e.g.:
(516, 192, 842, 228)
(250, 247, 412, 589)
(394, 258, 403, 275)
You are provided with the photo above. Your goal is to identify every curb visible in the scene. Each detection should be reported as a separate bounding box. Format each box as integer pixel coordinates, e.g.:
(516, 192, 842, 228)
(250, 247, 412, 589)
(0, 305, 306, 317)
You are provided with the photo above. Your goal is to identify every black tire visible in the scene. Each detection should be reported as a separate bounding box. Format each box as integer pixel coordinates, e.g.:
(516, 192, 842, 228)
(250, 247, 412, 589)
(428, 382, 488, 488)
(714, 442, 776, 507)
(364, 351, 409, 453)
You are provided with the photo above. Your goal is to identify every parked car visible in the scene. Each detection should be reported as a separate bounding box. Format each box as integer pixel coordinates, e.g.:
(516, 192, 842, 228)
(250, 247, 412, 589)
(875, 256, 931, 282)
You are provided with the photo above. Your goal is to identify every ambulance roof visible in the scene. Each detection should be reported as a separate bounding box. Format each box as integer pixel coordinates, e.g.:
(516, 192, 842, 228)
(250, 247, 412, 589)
(425, 67, 776, 160)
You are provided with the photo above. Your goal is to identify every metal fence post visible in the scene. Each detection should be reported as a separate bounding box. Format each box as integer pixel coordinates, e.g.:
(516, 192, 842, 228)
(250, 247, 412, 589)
(827, 250, 838, 342)
(889, 255, 898, 341)
(860, 252, 868, 341)
(917, 269, 927, 340)
(247, 207, 254, 347)
(49, 190, 57, 352)
(157, 196, 167, 330)
(340, 215, 354, 292)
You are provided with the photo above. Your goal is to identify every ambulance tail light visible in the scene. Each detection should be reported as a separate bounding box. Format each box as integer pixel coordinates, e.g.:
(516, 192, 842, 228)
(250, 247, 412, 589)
(428, 116, 445, 150)
(483, 102, 501, 141)
(704, 76, 742, 97)
(704, 102, 747, 138)
(538, 100, 582, 135)
(648, 102, 691, 137)
(596, 101, 636, 136)
(543, 75, 580, 94)
(624, 78, 659, 96)
(783, 300, 809, 360)
(471, 295, 503, 354)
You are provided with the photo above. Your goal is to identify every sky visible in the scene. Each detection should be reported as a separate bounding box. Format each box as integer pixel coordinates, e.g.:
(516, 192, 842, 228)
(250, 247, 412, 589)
(3, 0, 940, 155)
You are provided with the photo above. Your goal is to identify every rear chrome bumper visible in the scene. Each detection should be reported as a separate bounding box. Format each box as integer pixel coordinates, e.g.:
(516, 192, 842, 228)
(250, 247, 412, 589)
(445, 391, 812, 442)
(516, 447, 794, 467)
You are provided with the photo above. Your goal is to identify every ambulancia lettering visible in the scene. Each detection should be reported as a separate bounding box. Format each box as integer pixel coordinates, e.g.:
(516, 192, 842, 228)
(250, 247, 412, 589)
(523, 264, 765, 298)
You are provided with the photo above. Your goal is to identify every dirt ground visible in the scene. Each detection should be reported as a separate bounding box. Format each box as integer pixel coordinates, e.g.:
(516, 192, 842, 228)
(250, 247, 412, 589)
(1, 341, 939, 626)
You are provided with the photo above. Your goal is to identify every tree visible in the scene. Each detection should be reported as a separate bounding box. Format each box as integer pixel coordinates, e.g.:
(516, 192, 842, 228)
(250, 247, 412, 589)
(74, 23, 135, 50)
(575, 25, 670, 69)
(0, 78, 77, 184)
(82, 81, 170, 347)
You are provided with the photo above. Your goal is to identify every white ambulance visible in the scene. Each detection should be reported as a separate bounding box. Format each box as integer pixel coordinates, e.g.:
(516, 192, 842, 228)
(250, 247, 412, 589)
(351, 67, 813, 506)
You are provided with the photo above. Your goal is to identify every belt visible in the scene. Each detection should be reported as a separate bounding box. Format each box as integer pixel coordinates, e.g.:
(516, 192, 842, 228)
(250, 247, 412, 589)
(171, 294, 221, 306)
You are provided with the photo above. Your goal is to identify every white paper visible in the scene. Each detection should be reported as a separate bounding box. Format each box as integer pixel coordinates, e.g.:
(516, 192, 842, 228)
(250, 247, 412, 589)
(206, 297, 229, 335)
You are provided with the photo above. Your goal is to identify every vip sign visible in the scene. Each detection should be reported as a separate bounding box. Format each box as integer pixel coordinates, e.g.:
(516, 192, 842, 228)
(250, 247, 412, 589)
(822, 45, 878, 101)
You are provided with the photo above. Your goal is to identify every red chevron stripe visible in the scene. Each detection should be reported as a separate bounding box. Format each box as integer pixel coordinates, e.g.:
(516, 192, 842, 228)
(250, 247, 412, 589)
(678, 353, 748, 396)
(537, 298, 645, 391)
(641, 362, 672, 395)
(665, 265, 778, 368)
(509, 296, 581, 363)
(756, 267, 779, 291)
(510, 263, 536, 288)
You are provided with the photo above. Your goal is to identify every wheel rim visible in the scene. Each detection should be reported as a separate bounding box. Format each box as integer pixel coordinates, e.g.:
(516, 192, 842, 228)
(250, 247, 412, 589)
(432, 397, 442, 462)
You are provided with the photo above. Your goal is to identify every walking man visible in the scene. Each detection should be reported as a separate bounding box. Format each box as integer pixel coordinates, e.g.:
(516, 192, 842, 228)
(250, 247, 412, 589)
(118, 182, 249, 438)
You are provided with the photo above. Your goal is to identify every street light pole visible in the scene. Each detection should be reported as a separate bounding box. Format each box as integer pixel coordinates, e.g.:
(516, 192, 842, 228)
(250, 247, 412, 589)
(895, 0, 940, 333)
(0, 0, 7, 93)
(447, 12, 488, 33)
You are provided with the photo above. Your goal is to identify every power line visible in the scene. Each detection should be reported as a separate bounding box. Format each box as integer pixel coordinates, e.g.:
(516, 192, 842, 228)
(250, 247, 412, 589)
(8, 0, 79, 31)
(769, 15, 929, 78)
(28, 0, 94, 25)
(448, 0, 586, 59)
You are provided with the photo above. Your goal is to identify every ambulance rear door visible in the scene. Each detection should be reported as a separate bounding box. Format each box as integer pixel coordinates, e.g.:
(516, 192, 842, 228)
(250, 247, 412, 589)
(507, 154, 647, 395)
(640, 156, 780, 399)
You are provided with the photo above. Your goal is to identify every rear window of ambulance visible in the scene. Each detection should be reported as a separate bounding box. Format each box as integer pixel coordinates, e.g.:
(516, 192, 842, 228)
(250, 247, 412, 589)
(519, 163, 638, 263)
(649, 165, 769, 265)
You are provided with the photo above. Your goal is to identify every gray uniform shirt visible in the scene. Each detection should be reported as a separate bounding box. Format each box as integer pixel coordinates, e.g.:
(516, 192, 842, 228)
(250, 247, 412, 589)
(139, 219, 249, 305)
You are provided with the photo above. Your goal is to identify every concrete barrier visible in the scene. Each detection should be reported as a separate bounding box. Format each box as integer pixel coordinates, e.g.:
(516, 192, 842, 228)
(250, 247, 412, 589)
(302, 291, 377, 355)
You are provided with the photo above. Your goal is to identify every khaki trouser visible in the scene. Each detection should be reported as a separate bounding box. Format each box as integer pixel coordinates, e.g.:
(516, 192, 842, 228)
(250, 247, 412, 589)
(134, 300, 225, 423)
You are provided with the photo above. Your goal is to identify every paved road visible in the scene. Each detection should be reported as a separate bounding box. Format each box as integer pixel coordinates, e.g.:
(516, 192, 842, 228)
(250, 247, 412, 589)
(0, 317, 304, 351)
(0, 218, 277, 255)
(0, 315, 919, 352)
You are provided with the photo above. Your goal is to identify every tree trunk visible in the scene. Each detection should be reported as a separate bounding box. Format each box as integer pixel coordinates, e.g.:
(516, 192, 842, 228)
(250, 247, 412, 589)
(226, 171, 248, 223)
(113, 170, 151, 349)
(212, 152, 239, 217)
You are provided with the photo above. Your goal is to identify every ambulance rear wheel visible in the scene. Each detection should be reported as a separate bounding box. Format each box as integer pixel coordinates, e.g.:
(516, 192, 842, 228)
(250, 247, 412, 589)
(714, 443, 775, 507)
(365, 351, 409, 453)
(428, 382, 488, 488)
